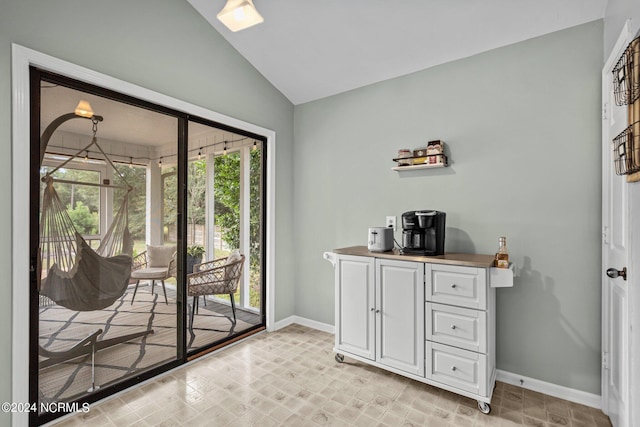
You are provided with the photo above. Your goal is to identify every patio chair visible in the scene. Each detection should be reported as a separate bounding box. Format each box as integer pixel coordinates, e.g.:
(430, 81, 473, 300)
(130, 245, 176, 305)
(186, 251, 245, 336)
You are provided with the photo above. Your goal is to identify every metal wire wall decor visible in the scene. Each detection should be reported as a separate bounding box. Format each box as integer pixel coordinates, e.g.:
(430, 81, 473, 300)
(612, 121, 640, 176)
(613, 37, 640, 106)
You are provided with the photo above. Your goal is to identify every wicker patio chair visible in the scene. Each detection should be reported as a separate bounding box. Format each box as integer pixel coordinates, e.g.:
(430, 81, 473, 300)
(186, 253, 245, 335)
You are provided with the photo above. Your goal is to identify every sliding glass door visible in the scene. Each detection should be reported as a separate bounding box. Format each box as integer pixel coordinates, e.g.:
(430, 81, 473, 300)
(30, 68, 267, 425)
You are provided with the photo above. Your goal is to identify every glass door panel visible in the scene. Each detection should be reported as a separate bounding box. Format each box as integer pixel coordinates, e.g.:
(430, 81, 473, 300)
(35, 75, 180, 421)
(186, 121, 265, 352)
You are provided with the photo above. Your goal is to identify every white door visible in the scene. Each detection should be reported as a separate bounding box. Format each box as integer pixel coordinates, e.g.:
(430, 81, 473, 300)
(335, 255, 376, 360)
(602, 23, 632, 427)
(376, 258, 425, 376)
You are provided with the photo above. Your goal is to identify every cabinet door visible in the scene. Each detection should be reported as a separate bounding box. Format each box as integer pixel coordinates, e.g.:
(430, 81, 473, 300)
(335, 255, 375, 360)
(376, 259, 425, 376)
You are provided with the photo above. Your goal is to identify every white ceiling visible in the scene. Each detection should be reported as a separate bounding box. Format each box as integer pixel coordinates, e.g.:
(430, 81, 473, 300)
(187, 0, 606, 105)
(41, 84, 238, 148)
(41, 84, 178, 147)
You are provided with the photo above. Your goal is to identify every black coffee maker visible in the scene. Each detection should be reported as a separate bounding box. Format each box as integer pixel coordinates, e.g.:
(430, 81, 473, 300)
(401, 210, 446, 255)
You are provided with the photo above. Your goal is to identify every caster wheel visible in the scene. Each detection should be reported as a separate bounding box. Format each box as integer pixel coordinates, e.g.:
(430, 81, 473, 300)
(477, 401, 491, 414)
(335, 353, 345, 363)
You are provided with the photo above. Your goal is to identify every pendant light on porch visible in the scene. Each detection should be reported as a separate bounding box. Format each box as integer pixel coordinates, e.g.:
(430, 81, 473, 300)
(74, 100, 94, 118)
(217, 0, 264, 32)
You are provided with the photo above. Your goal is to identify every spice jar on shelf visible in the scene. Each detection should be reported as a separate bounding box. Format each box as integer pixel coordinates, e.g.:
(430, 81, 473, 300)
(427, 140, 444, 164)
(397, 149, 412, 166)
(413, 148, 427, 165)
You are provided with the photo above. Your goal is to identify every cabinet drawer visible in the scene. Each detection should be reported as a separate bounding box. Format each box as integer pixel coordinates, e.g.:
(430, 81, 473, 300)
(426, 302, 486, 353)
(426, 264, 486, 309)
(426, 342, 487, 396)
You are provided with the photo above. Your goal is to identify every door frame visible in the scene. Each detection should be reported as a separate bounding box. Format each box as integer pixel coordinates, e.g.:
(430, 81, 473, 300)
(601, 19, 635, 427)
(11, 44, 277, 426)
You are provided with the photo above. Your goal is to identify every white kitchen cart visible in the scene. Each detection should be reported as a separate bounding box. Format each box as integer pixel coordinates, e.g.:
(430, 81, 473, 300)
(324, 246, 514, 414)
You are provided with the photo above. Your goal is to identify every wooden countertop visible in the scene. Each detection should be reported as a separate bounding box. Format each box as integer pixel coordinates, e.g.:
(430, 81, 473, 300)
(333, 246, 495, 268)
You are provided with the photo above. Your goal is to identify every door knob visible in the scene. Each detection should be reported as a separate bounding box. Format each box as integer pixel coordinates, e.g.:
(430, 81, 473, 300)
(606, 267, 627, 280)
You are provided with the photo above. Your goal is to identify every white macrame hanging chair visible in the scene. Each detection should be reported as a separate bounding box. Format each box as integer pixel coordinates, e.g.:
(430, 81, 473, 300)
(39, 175, 133, 311)
(38, 122, 134, 311)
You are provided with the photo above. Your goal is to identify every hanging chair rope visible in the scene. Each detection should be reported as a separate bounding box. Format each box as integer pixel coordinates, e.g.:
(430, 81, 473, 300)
(43, 117, 133, 192)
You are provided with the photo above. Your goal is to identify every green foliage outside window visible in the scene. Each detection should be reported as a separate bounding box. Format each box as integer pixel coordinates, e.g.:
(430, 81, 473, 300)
(213, 149, 262, 308)
(65, 201, 98, 235)
(213, 149, 262, 274)
(188, 160, 207, 244)
(40, 166, 101, 235)
(114, 164, 147, 242)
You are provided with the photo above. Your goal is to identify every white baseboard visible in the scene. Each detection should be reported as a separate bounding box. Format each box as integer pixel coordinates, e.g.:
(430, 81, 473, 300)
(277, 315, 602, 410)
(496, 370, 602, 409)
(274, 315, 334, 334)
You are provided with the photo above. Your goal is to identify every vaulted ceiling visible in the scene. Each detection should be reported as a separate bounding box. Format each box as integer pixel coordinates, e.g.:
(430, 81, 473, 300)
(187, 0, 607, 105)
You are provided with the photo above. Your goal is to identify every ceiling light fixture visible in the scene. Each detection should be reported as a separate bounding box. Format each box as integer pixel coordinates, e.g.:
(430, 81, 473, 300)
(217, 0, 264, 32)
(74, 100, 94, 118)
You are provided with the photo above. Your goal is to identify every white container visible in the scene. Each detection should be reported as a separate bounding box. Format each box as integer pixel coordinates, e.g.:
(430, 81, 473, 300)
(368, 227, 394, 252)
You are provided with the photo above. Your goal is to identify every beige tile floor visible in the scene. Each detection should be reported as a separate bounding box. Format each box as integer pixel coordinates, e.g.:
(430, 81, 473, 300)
(52, 324, 612, 427)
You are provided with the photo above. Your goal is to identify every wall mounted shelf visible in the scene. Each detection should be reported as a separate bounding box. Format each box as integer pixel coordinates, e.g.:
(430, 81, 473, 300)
(392, 154, 449, 171)
(392, 163, 447, 171)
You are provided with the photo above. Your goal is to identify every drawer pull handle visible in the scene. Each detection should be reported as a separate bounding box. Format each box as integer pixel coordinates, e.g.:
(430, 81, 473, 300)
(375, 309, 380, 314)
(370, 308, 375, 312)
(450, 284, 457, 288)
(451, 366, 457, 371)
(451, 325, 456, 330)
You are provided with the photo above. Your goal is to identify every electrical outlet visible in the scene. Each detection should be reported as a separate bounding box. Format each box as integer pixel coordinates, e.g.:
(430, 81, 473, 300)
(386, 216, 396, 231)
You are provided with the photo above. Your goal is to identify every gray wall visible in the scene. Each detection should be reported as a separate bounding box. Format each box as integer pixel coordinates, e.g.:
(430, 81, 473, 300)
(293, 21, 604, 395)
(0, 0, 295, 422)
